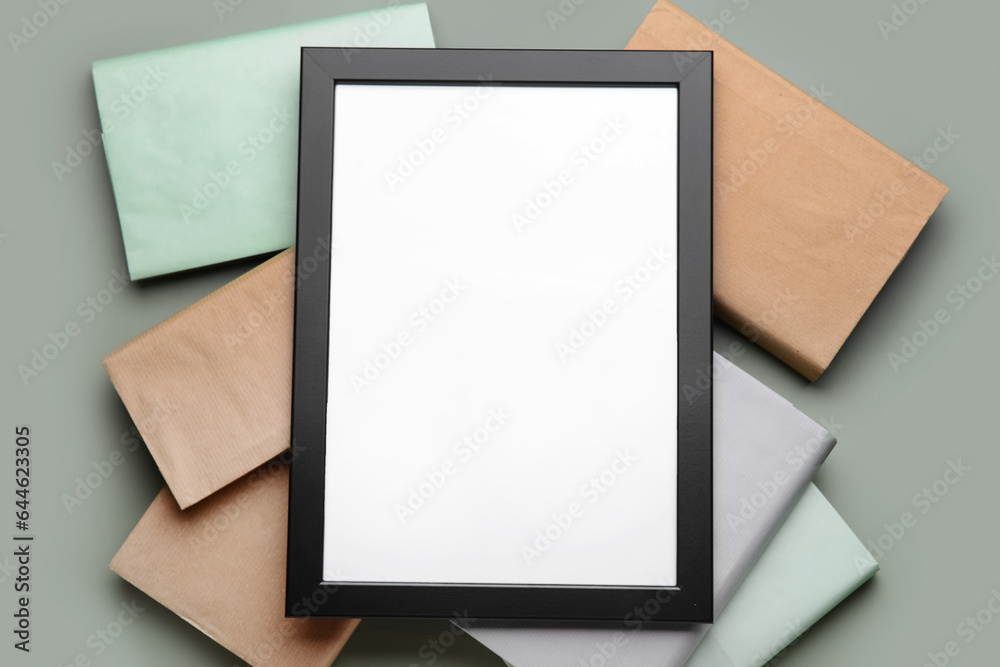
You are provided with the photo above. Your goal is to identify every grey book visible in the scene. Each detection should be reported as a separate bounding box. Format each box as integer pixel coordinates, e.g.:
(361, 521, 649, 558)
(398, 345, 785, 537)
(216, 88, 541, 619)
(465, 353, 837, 666)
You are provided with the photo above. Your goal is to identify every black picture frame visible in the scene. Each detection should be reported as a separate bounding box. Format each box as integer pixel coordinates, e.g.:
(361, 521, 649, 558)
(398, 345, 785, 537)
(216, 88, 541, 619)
(287, 47, 713, 624)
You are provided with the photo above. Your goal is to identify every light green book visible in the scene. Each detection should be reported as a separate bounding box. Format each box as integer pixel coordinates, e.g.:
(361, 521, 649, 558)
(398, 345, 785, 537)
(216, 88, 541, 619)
(92, 5, 435, 280)
(687, 483, 879, 667)
(486, 484, 877, 667)
(468, 355, 875, 667)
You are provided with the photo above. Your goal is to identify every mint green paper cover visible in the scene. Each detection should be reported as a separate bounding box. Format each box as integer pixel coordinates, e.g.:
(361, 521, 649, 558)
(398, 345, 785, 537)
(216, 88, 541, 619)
(687, 484, 879, 667)
(92, 5, 435, 279)
(481, 485, 877, 667)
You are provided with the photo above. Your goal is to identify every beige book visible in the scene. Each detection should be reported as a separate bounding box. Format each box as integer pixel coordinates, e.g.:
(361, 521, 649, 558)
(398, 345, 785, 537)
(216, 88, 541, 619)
(103, 249, 297, 508)
(110, 459, 358, 667)
(629, 1, 948, 379)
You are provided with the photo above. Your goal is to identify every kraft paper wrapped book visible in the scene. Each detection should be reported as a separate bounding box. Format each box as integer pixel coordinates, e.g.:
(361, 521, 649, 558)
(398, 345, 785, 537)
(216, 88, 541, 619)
(465, 354, 839, 667)
(628, 1, 949, 380)
(110, 461, 359, 667)
(103, 249, 298, 509)
(92, 5, 434, 280)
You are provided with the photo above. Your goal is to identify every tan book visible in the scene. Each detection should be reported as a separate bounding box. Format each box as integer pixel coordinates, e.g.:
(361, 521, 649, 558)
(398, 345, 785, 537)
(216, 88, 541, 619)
(629, 1, 948, 379)
(103, 249, 297, 509)
(110, 459, 358, 667)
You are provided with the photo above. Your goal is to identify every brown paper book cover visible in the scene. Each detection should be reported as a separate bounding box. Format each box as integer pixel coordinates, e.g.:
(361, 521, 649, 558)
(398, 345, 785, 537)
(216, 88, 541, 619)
(628, 0, 948, 380)
(110, 459, 358, 667)
(103, 249, 297, 509)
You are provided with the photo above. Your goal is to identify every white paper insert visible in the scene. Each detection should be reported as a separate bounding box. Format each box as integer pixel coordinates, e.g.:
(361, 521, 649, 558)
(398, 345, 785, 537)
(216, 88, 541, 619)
(324, 83, 679, 587)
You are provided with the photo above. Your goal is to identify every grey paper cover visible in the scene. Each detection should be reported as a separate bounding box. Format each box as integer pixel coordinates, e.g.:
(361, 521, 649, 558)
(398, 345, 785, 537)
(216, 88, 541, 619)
(465, 353, 835, 666)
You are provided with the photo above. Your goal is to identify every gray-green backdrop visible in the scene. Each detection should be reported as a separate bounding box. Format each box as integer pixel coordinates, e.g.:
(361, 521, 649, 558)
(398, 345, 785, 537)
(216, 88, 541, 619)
(1, 0, 997, 665)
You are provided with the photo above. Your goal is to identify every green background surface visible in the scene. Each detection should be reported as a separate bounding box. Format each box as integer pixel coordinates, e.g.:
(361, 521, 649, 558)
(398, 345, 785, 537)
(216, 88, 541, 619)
(0, 0, 996, 665)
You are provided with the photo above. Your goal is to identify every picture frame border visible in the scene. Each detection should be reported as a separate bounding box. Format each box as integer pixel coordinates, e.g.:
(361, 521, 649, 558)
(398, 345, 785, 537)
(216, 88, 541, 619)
(286, 47, 714, 623)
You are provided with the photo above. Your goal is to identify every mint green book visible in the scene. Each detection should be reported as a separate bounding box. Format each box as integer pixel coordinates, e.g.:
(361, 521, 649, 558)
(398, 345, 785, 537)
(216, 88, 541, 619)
(686, 483, 879, 667)
(468, 356, 875, 667)
(485, 484, 876, 667)
(92, 5, 435, 280)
